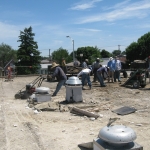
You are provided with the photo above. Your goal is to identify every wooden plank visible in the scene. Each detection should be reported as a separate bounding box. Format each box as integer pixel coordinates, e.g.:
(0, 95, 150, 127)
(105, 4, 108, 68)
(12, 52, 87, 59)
(70, 107, 99, 119)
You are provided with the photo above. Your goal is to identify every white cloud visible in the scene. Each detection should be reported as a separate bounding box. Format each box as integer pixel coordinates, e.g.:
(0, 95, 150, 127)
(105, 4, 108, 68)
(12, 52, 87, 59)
(70, 0, 102, 10)
(0, 22, 19, 38)
(76, 0, 150, 23)
(78, 28, 101, 32)
(103, 0, 131, 10)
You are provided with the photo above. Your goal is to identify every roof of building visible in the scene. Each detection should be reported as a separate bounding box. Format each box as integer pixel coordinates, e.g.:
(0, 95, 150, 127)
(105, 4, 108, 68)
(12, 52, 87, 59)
(41, 59, 52, 64)
(101, 58, 110, 66)
(40, 63, 52, 69)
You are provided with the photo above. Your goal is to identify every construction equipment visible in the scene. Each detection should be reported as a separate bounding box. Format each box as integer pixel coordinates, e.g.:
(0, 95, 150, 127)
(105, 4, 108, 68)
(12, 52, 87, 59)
(15, 75, 46, 99)
(122, 69, 147, 88)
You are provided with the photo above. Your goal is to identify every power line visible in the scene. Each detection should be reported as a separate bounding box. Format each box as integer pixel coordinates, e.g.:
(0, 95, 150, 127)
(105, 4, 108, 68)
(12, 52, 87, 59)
(99, 45, 127, 48)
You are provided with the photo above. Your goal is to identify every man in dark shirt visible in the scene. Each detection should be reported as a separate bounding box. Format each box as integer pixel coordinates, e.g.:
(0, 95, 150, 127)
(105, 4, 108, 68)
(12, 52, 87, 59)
(82, 59, 88, 68)
(92, 58, 101, 82)
(97, 65, 109, 87)
(51, 62, 67, 96)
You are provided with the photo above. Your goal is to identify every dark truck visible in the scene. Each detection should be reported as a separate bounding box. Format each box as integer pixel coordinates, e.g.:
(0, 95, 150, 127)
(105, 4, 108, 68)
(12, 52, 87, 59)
(120, 60, 149, 78)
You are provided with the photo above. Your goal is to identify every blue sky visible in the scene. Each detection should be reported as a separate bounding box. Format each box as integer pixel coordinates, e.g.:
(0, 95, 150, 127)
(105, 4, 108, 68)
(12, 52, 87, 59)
(0, 0, 150, 57)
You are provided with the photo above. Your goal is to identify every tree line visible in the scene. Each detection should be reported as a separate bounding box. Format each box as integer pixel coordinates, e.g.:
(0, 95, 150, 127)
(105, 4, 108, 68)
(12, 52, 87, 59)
(0, 26, 150, 74)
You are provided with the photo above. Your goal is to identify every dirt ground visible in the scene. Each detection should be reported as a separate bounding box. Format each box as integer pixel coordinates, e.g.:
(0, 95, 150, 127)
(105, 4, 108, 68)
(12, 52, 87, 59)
(0, 74, 150, 150)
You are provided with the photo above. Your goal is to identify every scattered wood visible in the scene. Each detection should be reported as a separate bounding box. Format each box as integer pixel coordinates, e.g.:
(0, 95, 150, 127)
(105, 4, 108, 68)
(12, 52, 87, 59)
(70, 107, 99, 119)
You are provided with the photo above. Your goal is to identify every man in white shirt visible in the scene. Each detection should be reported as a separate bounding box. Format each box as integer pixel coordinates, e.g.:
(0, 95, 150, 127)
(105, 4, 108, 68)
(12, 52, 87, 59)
(77, 67, 92, 90)
(113, 56, 122, 82)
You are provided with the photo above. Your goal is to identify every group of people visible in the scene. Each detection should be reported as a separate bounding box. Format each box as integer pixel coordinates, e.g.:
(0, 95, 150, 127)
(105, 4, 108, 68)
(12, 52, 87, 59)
(49, 56, 121, 97)
(78, 56, 122, 89)
(107, 56, 122, 83)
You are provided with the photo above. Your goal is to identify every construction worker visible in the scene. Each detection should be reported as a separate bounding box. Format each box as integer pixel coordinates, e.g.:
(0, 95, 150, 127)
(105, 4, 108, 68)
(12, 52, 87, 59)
(77, 66, 92, 90)
(107, 57, 114, 82)
(82, 59, 88, 68)
(50, 62, 67, 97)
(73, 58, 80, 67)
(61, 58, 67, 73)
(7, 66, 12, 80)
(97, 65, 109, 87)
(145, 56, 150, 82)
(113, 56, 122, 82)
(92, 58, 101, 82)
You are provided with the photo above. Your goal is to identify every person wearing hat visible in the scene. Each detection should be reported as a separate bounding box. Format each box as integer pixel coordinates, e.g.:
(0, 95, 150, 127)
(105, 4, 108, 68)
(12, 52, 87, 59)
(61, 58, 67, 73)
(77, 66, 92, 90)
(107, 57, 114, 82)
(92, 58, 101, 82)
(82, 59, 88, 68)
(112, 56, 121, 82)
(50, 62, 67, 96)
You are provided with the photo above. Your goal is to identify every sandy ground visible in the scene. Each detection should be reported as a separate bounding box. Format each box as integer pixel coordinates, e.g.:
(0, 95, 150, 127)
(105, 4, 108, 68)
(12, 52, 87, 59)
(0, 74, 150, 150)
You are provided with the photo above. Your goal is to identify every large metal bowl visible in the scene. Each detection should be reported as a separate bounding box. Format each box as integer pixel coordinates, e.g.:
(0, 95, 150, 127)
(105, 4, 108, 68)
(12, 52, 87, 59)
(65, 76, 82, 85)
(98, 125, 137, 145)
(35, 87, 50, 93)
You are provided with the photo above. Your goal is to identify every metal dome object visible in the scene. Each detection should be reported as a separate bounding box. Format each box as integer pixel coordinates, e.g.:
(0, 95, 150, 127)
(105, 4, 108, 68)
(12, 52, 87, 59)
(98, 125, 137, 145)
(65, 76, 82, 85)
(35, 87, 50, 93)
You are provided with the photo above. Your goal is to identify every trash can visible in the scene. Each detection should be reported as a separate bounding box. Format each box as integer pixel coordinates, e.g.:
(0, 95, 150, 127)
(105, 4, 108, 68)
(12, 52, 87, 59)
(65, 76, 83, 103)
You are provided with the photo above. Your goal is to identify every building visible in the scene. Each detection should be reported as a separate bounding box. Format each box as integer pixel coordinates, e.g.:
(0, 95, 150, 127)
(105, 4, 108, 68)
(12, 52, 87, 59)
(39, 63, 52, 75)
(101, 58, 110, 66)
(38, 59, 53, 75)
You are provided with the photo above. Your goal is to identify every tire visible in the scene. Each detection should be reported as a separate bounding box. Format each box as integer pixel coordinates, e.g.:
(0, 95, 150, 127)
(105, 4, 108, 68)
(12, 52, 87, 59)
(130, 72, 134, 77)
(146, 71, 149, 78)
(141, 85, 146, 88)
(123, 71, 128, 78)
(133, 81, 140, 89)
(15, 93, 21, 99)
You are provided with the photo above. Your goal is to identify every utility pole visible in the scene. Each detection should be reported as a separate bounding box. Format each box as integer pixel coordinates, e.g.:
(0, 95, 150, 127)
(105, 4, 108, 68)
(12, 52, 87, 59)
(118, 45, 121, 56)
(66, 36, 75, 62)
(49, 49, 50, 62)
(118, 45, 120, 50)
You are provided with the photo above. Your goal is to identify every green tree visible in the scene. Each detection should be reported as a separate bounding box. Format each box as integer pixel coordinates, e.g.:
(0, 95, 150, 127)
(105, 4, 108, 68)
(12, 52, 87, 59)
(125, 32, 150, 62)
(76, 46, 101, 64)
(101, 49, 110, 58)
(126, 42, 140, 62)
(112, 50, 121, 56)
(0, 43, 17, 68)
(137, 32, 150, 59)
(17, 26, 41, 75)
(52, 47, 71, 64)
(121, 51, 126, 55)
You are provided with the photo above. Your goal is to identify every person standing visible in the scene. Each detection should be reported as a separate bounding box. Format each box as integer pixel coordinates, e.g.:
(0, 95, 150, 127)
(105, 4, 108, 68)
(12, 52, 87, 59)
(145, 56, 150, 82)
(77, 67, 92, 90)
(50, 62, 67, 97)
(82, 59, 88, 68)
(107, 57, 114, 82)
(97, 65, 109, 87)
(145, 55, 150, 68)
(7, 66, 12, 80)
(92, 58, 101, 82)
(73, 58, 80, 67)
(113, 56, 121, 82)
(61, 58, 67, 74)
